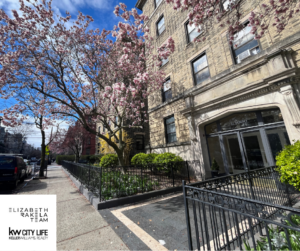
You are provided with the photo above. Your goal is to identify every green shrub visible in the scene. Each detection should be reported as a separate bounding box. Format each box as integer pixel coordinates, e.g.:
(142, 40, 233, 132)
(244, 214, 300, 251)
(153, 153, 184, 172)
(100, 154, 119, 167)
(88, 155, 103, 165)
(276, 141, 300, 191)
(131, 153, 158, 166)
(153, 152, 184, 164)
(211, 158, 220, 171)
(56, 155, 75, 164)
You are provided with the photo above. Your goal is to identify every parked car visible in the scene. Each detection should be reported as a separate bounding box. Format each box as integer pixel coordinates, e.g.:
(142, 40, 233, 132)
(37, 159, 41, 165)
(31, 157, 37, 162)
(0, 156, 31, 188)
(23, 160, 33, 175)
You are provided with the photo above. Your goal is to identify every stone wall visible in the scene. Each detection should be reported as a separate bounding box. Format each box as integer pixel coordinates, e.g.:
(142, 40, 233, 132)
(140, 0, 300, 159)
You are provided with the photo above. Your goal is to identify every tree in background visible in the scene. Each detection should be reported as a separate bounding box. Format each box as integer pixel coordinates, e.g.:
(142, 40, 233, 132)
(1, 86, 63, 177)
(4, 123, 33, 153)
(166, 0, 300, 43)
(0, 0, 174, 167)
(50, 122, 94, 163)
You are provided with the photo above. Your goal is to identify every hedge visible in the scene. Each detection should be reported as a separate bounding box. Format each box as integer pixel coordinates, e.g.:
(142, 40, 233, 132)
(131, 153, 158, 167)
(276, 140, 300, 191)
(100, 154, 119, 167)
(56, 155, 99, 165)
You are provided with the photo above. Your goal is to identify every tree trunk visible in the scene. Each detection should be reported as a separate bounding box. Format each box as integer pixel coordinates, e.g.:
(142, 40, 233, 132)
(115, 148, 126, 173)
(39, 130, 46, 177)
(75, 148, 80, 163)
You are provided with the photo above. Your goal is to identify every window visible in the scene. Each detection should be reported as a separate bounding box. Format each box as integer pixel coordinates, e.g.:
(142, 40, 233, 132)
(162, 78, 172, 102)
(87, 137, 91, 145)
(165, 115, 177, 143)
(232, 22, 260, 64)
(86, 148, 90, 155)
(186, 22, 201, 43)
(135, 135, 144, 150)
(161, 57, 169, 67)
(157, 16, 165, 36)
(155, 0, 162, 8)
(222, 0, 235, 11)
(98, 126, 101, 133)
(192, 54, 210, 85)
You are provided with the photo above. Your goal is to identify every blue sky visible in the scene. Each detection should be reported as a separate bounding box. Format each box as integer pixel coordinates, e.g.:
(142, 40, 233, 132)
(0, 0, 140, 30)
(0, 0, 141, 147)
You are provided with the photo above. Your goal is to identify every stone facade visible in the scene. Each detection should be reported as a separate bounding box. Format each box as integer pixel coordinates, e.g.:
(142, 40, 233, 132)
(136, 0, 300, 178)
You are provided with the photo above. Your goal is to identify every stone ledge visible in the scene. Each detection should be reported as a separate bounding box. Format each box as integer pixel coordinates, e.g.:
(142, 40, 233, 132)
(145, 141, 191, 149)
(62, 167, 184, 210)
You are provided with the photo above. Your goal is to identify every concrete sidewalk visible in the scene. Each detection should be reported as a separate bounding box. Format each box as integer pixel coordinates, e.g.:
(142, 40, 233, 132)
(18, 164, 129, 250)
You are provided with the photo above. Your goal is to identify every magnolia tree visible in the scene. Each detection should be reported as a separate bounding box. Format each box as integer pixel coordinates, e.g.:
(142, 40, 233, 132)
(49, 122, 94, 163)
(1, 86, 63, 176)
(166, 0, 300, 43)
(0, 0, 175, 166)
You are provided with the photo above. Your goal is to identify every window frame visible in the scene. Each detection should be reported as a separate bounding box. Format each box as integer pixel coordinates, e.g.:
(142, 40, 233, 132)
(229, 21, 261, 64)
(185, 21, 201, 44)
(156, 15, 165, 37)
(191, 52, 210, 86)
(161, 77, 172, 103)
(154, 0, 163, 9)
(164, 115, 177, 144)
(160, 56, 169, 67)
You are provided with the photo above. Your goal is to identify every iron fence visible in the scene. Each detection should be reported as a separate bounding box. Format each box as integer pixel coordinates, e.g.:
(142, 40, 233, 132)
(183, 166, 300, 250)
(62, 160, 202, 201)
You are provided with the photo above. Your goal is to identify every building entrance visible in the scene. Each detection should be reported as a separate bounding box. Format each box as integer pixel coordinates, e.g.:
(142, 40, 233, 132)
(205, 108, 290, 174)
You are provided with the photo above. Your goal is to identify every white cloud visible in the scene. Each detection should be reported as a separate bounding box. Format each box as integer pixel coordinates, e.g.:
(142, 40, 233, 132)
(0, 0, 111, 19)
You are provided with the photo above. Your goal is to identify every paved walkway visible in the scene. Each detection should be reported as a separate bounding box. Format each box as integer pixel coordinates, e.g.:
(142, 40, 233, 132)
(17, 164, 129, 250)
(99, 193, 189, 251)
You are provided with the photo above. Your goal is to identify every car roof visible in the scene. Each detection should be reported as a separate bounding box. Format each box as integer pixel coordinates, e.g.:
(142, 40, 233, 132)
(0, 155, 16, 159)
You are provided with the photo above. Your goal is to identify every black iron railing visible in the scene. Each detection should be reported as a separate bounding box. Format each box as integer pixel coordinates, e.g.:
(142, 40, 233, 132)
(183, 166, 300, 250)
(62, 160, 202, 201)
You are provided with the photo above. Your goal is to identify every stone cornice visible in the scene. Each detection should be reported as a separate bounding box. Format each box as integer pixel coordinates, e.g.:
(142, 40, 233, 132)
(182, 75, 300, 116)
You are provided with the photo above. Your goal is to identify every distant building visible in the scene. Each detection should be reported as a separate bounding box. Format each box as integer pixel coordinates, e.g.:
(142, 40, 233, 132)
(81, 116, 96, 155)
(4, 132, 24, 153)
(95, 121, 149, 163)
(0, 126, 5, 144)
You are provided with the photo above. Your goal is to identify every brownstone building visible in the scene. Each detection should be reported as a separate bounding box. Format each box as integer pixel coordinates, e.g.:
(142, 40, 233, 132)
(136, 0, 300, 178)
